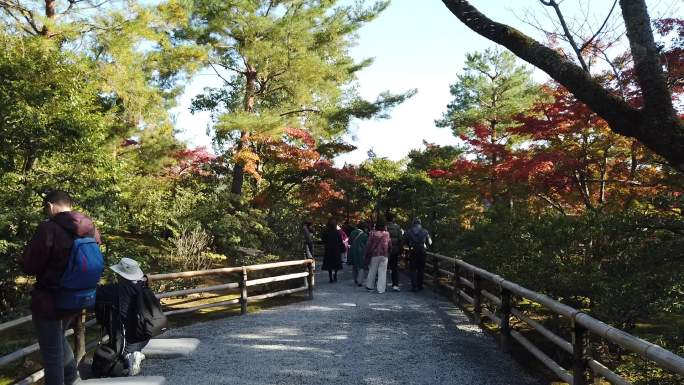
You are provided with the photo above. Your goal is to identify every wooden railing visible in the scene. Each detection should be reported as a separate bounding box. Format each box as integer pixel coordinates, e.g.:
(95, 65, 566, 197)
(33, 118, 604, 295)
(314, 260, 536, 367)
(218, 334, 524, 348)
(421, 251, 683, 385)
(0, 258, 315, 385)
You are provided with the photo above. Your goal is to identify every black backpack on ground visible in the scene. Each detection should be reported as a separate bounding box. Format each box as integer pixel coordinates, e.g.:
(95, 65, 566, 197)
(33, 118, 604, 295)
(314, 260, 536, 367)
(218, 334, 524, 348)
(128, 283, 168, 343)
(91, 300, 128, 377)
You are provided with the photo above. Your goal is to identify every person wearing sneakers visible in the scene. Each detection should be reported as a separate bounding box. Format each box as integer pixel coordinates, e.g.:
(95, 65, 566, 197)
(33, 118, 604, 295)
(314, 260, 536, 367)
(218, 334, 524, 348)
(364, 218, 392, 294)
(20, 190, 102, 385)
(95, 258, 149, 376)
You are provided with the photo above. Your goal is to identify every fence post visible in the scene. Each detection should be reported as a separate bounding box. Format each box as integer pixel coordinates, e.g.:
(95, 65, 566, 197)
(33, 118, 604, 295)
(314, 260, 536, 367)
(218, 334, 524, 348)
(572, 319, 589, 385)
(473, 273, 482, 324)
(307, 260, 315, 300)
(74, 309, 86, 365)
(240, 266, 248, 315)
(432, 254, 439, 292)
(452, 262, 460, 305)
(499, 288, 511, 352)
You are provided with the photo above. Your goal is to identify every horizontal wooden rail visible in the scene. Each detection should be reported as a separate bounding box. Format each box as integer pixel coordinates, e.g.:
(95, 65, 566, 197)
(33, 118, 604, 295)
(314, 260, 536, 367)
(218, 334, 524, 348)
(157, 282, 240, 299)
(147, 266, 242, 281)
(425, 251, 684, 384)
(458, 289, 474, 304)
(0, 319, 97, 367)
(15, 335, 110, 385)
(1, 257, 315, 385)
(481, 289, 502, 306)
(481, 307, 501, 324)
(588, 359, 630, 385)
(249, 286, 309, 301)
(434, 253, 455, 263)
(0, 315, 32, 333)
(246, 272, 310, 287)
(511, 329, 574, 384)
(163, 298, 241, 316)
(459, 276, 474, 289)
(510, 308, 572, 354)
(245, 259, 313, 271)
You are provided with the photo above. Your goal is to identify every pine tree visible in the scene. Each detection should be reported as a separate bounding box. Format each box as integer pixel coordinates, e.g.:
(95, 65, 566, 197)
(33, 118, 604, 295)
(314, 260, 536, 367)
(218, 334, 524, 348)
(437, 49, 542, 201)
(186, 0, 413, 196)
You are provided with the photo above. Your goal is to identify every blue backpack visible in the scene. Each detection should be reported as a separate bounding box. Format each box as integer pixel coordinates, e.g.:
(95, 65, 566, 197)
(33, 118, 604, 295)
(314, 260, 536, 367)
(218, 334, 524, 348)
(55, 237, 105, 310)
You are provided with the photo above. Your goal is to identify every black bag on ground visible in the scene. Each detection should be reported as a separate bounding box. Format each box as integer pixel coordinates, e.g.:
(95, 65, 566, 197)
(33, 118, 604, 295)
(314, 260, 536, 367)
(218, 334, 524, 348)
(128, 283, 168, 342)
(91, 343, 127, 377)
(91, 301, 128, 377)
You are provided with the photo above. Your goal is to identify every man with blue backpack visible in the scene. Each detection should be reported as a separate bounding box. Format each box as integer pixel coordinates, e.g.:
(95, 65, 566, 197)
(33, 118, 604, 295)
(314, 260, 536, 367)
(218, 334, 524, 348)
(20, 190, 104, 385)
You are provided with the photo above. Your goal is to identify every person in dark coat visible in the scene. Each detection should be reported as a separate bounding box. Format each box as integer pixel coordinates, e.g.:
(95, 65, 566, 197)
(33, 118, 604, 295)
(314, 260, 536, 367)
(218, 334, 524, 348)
(404, 218, 432, 291)
(96, 257, 149, 376)
(321, 218, 344, 283)
(20, 190, 101, 385)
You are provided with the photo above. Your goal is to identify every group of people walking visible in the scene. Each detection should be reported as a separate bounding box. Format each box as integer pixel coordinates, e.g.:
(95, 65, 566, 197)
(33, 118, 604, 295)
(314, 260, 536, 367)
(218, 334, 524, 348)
(309, 214, 432, 293)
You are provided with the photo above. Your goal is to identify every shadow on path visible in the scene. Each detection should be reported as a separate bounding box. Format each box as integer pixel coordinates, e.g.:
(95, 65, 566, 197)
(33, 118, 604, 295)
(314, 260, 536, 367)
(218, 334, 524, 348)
(142, 268, 544, 385)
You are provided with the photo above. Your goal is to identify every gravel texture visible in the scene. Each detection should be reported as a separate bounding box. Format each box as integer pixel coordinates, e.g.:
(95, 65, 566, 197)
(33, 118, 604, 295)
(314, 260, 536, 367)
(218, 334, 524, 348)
(142, 269, 543, 385)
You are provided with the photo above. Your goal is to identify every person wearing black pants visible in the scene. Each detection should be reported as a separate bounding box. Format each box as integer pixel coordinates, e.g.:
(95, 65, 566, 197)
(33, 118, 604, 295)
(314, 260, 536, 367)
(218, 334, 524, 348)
(388, 252, 400, 289)
(404, 218, 432, 292)
(409, 249, 426, 291)
(321, 218, 344, 283)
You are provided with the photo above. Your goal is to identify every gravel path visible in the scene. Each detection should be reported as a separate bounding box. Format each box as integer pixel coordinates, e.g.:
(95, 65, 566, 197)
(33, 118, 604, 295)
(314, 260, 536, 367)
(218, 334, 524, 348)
(142, 268, 543, 385)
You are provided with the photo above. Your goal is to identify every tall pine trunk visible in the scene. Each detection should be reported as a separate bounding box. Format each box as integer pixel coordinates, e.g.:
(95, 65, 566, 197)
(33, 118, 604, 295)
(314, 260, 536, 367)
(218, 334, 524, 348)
(231, 66, 257, 196)
(41, 0, 56, 36)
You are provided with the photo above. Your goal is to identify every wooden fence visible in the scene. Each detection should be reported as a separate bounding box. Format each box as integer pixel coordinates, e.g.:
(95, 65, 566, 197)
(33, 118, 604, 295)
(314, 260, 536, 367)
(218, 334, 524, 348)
(421, 251, 683, 385)
(0, 258, 315, 385)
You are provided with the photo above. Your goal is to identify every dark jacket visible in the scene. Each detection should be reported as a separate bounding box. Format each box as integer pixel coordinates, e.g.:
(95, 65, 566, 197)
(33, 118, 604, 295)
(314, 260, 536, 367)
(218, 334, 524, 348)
(321, 226, 344, 271)
(20, 211, 101, 319)
(96, 279, 146, 342)
(404, 226, 431, 253)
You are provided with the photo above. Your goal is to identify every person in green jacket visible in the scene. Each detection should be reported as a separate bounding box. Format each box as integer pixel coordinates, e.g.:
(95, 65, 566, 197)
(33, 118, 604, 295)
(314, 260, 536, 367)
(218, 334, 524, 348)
(348, 221, 369, 286)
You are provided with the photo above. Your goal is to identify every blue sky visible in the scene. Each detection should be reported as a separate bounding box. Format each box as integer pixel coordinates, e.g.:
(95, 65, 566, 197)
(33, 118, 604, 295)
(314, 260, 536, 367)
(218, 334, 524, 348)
(171, 0, 681, 165)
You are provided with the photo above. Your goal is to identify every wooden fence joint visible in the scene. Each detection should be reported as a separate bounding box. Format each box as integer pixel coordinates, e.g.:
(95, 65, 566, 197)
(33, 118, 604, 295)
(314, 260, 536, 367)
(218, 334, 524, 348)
(473, 274, 483, 325)
(452, 263, 460, 305)
(240, 266, 248, 315)
(433, 254, 439, 292)
(572, 319, 590, 385)
(500, 288, 511, 352)
(307, 260, 315, 300)
(74, 309, 86, 365)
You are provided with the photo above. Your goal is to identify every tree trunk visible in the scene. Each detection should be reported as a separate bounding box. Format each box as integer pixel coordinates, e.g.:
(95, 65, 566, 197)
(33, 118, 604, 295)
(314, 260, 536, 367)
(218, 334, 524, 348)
(623, 141, 640, 209)
(441, 0, 684, 171)
(41, 0, 56, 36)
(230, 131, 248, 196)
(489, 121, 498, 203)
(231, 65, 257, 196)
(598, 149, 608, 205)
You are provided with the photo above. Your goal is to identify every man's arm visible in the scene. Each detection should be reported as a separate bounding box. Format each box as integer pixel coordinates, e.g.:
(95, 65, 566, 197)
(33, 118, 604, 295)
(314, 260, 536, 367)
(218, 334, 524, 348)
(19, 222, 53, 276)
(96, 284, 116, 304)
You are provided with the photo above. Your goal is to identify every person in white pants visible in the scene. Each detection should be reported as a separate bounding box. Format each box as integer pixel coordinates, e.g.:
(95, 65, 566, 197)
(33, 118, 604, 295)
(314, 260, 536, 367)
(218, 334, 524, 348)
(366, 255, 388, 294)
(364, 218, 392, 294)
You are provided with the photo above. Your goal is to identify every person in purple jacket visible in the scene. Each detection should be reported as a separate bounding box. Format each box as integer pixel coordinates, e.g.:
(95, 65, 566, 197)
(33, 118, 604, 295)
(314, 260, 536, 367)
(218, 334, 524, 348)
(20, 190, 101, 385)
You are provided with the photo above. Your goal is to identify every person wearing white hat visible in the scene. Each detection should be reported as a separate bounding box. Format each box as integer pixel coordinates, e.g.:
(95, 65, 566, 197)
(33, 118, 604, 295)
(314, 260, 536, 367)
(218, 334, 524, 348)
(95, 258, 148, 376)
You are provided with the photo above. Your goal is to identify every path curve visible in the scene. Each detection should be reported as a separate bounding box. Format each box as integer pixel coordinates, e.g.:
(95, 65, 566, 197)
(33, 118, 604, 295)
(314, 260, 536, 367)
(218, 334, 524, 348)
(143, 269, 542, 385)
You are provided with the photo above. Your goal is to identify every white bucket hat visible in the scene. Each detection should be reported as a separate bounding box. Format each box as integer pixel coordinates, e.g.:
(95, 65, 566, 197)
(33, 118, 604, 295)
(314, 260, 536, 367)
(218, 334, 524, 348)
(110, 257, 144, 281)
